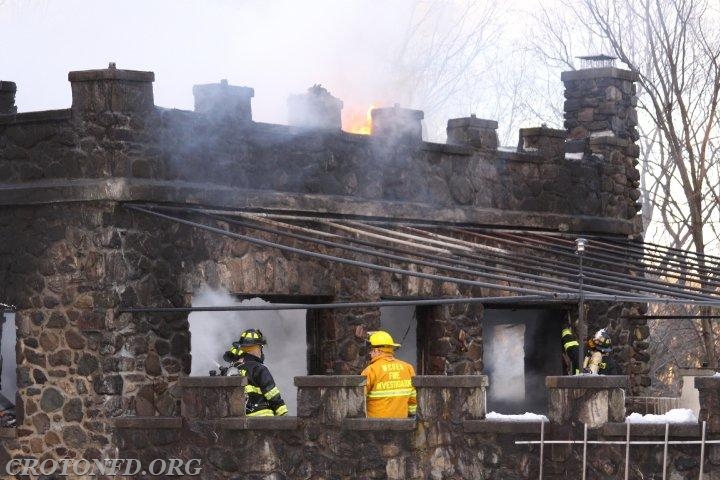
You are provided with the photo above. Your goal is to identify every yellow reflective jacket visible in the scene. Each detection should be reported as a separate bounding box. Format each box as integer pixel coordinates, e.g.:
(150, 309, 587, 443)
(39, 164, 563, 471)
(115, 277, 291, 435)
(361, 353, 417, 418)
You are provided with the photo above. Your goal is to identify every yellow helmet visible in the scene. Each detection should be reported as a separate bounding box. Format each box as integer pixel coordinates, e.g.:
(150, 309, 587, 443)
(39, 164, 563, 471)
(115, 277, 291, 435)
(368, 330, 401, 348)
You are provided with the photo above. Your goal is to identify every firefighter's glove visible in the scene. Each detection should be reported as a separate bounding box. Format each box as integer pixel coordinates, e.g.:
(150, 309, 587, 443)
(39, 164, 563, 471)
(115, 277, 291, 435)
(219, 366, 229, 376)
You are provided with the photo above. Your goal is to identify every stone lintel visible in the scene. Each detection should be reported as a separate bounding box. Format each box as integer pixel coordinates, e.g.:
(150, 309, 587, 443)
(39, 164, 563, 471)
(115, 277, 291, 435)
(561, 68, 639, 82)
(695, 376, 720, 389)
(520, 126, 566, 138)
(602, 422, 700, 438)
(447, 116, 498, 130)
(294, 375, 366, 387)
(342, 418, 416, 431)
(589, 136, 631, 148)
(220, 416, 299, 430)
(0, 109, 72, 126)
(546, 375, 629, 389)
(178, 376, 247, 388)
(0, 179, 637, 236)
(413, 375, 488, 388)
(69, 68, 155, 83)
(463, 420, 546, 434)
(114, 416, 183, 429)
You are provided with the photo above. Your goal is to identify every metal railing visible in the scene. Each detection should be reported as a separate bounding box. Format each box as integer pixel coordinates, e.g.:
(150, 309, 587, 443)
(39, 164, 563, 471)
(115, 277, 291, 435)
(517, 421, 710, 480)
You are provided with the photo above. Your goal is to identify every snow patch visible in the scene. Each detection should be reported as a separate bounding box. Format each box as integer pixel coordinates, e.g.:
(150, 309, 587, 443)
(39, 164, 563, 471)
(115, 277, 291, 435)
(486, 411, 549, 422)
(712, 371, 720, 377)
(498, 146, 518, 153)
(626, 408, 698, 424)
(565, 152, 584, 160)
(590, 130, 615, 138)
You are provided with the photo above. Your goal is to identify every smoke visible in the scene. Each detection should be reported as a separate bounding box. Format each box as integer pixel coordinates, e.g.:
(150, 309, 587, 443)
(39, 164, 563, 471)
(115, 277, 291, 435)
(188, 287, 306, 415)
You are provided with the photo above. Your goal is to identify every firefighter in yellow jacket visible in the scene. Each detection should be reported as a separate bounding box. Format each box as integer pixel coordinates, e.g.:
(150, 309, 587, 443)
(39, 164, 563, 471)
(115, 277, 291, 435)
(361, 330, 417, 418)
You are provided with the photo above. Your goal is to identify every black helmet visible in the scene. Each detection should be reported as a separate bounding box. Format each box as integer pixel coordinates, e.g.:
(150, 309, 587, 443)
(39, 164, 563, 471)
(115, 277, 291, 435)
(233, 328, 267, 348)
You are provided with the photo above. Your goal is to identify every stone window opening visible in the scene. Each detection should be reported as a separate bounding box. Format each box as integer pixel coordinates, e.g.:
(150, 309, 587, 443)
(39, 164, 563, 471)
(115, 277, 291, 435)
(189, 293, 333, 416)
(482, 306, 567, 415)
(0, 311, 17, 427)
(378, 305, 418, 371)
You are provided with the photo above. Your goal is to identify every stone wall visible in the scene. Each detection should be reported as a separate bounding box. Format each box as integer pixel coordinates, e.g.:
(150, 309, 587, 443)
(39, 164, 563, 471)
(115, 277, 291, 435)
(0, 64, 646, 471)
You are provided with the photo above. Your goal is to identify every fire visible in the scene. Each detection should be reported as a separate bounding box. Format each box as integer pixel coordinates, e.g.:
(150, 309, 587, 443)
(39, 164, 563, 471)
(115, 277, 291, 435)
(343, 104, 375, 135)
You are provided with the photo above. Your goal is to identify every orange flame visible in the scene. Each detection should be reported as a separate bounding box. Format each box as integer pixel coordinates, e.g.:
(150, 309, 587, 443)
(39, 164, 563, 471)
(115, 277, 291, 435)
(343, 104, 375, 135)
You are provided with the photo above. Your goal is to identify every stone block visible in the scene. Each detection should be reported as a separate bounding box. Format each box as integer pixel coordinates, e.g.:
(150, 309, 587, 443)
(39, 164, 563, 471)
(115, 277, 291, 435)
(179, 376, 247, 419)
(288, 85, 343, 130)
(69, 63, 155, 113)
(414, 375, 487, 421)
(371, 104, 424, 142)
(518, 126, 565, 158)
(546, 375, 628, 428)
(446, 115, 498, 150)
(0, 80, 17, 114)
(193, 79, 254, 123)
(295, 375, 366, 425)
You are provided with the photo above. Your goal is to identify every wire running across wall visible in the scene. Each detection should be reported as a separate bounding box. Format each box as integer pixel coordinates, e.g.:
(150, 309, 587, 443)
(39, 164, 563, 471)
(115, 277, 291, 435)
(123, 203, 720, 312)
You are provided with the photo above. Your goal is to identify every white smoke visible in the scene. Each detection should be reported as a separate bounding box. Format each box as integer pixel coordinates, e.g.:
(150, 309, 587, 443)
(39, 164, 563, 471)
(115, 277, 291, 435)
(188, 287, 306, 415)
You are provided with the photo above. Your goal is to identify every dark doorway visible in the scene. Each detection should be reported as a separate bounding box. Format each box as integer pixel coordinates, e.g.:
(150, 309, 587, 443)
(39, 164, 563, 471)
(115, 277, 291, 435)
(483, 307, 566, 414)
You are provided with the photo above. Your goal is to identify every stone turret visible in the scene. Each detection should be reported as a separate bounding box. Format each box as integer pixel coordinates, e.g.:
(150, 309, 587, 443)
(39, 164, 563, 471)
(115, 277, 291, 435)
(371, 104, 424, 142)
(193, 79, 254, 123)
(68, 62, 155, 113)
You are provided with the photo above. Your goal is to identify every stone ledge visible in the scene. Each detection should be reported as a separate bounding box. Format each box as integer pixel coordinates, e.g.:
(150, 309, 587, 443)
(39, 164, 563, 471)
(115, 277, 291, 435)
(602, 422, 700, 437)
(219, 417, 299, 430)
(546, 375, 629, 389)
(179, 376, 247, 388)
(0, 109, 72, 125)
(114, 416, 183, 429)
(413, 375, 488, 388)
(422, 142, 474, 156)
(695, 376, 720, 389)
(342, 418, 416, 431)
(0, 179, 636, 236)
(0, 427, 17, 438)
(561, 68, 639, 82)
(69, 68, 155, 83)
(294, 375, 365, 387)
(463, 420, 546, 434)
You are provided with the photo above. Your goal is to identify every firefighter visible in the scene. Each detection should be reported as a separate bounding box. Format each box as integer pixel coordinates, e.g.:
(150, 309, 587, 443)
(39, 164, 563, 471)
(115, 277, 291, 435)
(583, 328, 612, 374)
(561, 323, 581, 375)
(224, 328, 288, 416)
(361, 330, 417, 418)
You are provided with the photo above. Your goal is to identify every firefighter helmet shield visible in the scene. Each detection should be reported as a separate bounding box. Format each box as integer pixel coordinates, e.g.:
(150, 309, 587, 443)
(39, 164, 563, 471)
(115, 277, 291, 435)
(234, 328, 267, 348)
(593, 328, 611, 347)
(368, 330, 401, 348)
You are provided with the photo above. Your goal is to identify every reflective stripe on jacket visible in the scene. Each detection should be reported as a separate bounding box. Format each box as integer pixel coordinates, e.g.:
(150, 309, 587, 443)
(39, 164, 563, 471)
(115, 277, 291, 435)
(361, 353, 417, 418)
(561, 328, 579, 352)
(235, 352, 288, 416)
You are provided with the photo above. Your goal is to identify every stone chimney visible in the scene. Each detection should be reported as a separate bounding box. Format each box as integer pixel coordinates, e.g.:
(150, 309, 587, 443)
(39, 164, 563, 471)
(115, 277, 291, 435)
(0, 81, 17, 114)
(562, 64, 642, 223)
(193, 79, 254, 123)
(518, 125, 565, 158)
(371, 104, 424, 142)
(68, 62, 155, 113)
(446, 115, 498, 150)
(287, 85, 343, 130)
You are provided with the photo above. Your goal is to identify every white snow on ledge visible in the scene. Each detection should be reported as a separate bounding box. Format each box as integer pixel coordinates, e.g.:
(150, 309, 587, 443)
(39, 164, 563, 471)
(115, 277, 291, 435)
(486, 411, 549, 422)
(565, 152, 584, 160)
(626, 408, 698, 424)
(590, 130, 615, 138)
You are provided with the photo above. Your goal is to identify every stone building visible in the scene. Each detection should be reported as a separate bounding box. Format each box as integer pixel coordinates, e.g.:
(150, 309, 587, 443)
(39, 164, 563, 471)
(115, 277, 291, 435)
(3, 62, 716, 478)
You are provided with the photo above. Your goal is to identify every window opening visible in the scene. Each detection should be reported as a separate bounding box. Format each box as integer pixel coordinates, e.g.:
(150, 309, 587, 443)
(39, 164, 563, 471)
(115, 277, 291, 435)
(379, 305, 417, 369)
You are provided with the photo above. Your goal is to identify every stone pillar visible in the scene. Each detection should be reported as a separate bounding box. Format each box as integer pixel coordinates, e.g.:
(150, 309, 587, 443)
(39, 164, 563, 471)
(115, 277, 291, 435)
(295, 375, 366, 425)
(69, 62, 155, 113)
(288, 85, 343, 130)
(695, 377, 720, 433)
(546, 375, 628, 428)
(193, 79, 254, 123)
(446, 115, 498, 150)
(518, 125, 565, 158)
(414, 375, 488, 421)
(371, 104, 424, 142)
(179, 376, 247, 419)
(0, 81, 17, 114)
